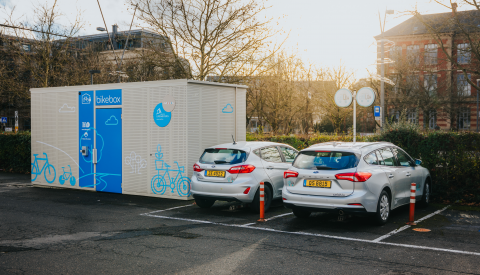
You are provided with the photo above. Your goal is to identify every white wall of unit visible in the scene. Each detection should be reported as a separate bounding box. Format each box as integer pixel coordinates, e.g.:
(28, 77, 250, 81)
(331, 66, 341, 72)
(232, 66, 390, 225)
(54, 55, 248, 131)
(30, 79, 247, 200)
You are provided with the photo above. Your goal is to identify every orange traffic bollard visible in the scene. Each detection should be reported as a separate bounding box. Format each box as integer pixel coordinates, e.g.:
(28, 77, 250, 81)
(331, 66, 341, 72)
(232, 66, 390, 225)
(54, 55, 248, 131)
(258, 182, 265, 222)
(406, 182, 417, 225)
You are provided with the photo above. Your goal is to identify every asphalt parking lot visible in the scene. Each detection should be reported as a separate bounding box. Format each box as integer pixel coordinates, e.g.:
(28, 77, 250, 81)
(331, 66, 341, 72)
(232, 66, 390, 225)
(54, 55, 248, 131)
(1, 175, 480, 274)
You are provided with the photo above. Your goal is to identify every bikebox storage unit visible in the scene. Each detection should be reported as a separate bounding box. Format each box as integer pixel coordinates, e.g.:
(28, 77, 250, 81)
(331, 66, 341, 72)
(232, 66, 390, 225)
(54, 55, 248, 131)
(30, 79, 247, 200)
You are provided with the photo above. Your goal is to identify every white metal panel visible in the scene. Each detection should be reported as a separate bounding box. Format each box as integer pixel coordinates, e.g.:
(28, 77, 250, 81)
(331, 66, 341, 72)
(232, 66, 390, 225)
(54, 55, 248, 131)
(236, 88, 247, 141)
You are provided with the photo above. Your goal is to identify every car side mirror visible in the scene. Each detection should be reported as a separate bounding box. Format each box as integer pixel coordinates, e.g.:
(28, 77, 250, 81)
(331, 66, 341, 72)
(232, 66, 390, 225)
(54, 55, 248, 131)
(415, 159, 422, 166)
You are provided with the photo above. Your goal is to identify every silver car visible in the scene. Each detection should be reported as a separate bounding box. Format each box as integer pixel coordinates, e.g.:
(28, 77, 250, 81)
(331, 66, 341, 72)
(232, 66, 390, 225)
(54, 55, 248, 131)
(282, 142, 431, 224)
(190, 141, 298, 212)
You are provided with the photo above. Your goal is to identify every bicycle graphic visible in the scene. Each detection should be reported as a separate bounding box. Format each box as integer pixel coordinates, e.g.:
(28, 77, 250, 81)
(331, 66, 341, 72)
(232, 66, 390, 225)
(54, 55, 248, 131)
(31, 153, 56, 183)
(151, 145, 190, 197)
(59, 165, 76, 186)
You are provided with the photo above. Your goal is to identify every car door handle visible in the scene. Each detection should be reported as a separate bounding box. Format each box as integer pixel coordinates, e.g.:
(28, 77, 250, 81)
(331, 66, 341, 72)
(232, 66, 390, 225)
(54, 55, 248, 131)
(267, 166, 274, 170)
(406, 173, 411, 177)
(388, 174, 394, 178)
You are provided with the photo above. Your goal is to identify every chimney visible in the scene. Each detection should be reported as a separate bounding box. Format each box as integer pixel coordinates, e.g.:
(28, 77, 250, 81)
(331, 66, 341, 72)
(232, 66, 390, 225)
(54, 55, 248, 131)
(452, 3, 458, 16)
(112, 24, 118, 49)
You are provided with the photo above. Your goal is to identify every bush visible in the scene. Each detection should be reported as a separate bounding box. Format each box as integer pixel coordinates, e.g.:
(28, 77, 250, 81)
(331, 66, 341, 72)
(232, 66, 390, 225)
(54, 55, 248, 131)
(0, 131, 31, 174)
(247, 130, 480, 204)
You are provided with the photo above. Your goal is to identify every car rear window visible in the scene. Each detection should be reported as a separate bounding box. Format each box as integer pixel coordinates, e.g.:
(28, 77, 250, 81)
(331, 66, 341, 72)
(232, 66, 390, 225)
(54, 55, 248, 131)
(199, 149, 247, 165)
(292, 151, 360, 170)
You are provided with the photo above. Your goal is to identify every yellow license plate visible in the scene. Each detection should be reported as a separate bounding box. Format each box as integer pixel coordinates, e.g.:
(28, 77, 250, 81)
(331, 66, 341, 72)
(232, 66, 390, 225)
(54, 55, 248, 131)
(205, 170, 226, 178)
(305, 180, 331, 188)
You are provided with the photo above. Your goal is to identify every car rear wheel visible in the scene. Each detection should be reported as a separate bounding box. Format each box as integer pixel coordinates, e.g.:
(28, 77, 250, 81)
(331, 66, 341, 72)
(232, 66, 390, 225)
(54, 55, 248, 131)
(419, 180, 430, 208)
(374, 190, 390, 225)
(195, 198, 216, 208)
(250, 185, 272, 213)
(293, 209, 311, 218)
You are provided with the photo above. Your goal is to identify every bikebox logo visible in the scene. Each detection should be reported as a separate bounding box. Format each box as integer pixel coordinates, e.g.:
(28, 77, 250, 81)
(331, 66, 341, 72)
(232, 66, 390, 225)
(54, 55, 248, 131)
(95, 89, 122, 106)
(82, 93, 92, 104)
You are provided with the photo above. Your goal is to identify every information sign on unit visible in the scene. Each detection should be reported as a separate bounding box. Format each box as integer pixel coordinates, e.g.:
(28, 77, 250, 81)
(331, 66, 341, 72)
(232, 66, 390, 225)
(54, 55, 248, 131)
(0, 117, 6, 123)
(374, 106, 381, 121)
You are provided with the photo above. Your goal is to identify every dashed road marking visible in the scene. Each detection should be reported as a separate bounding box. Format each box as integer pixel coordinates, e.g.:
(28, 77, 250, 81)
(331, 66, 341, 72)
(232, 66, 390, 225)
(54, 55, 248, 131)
(143, 204, 193, 215)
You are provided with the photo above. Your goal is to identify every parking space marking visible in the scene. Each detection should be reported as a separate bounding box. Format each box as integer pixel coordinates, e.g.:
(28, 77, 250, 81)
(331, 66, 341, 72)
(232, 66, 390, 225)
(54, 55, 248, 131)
(142, 207, 480, 257)
(266, 212, 293, 221)
(143, 204, 194, 215)
(373, 206, 450, 243)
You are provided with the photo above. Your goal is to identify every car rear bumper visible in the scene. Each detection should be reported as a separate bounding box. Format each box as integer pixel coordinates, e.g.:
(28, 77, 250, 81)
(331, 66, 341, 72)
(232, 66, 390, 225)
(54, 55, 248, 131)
(282, 187, 378, 213)
(190, 175, 257, 203)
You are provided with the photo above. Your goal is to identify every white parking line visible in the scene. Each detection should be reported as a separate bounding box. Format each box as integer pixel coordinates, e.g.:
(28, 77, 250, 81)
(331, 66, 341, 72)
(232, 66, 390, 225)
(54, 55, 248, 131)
(266, 212, 293, 221)
(373, 206, 450, 243)
(142, 204, 194, 215)
(142, 206, 480, 257)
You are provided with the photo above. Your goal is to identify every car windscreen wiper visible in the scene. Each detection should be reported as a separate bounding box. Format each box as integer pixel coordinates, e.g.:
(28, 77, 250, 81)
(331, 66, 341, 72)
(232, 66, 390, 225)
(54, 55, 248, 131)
(214, 160, 229, 164)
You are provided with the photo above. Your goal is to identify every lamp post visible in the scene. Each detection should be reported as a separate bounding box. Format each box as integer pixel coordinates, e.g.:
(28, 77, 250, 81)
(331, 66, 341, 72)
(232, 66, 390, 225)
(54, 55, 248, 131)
(477, 79, 479, 132)
(380, 9, 394, 129)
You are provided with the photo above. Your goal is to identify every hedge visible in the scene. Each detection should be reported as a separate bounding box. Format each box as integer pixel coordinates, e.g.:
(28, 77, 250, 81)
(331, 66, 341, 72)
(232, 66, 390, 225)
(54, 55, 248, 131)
(2, 131, 479, 204)
(248, 131, 480, 204)
(0, 132, 31, 174)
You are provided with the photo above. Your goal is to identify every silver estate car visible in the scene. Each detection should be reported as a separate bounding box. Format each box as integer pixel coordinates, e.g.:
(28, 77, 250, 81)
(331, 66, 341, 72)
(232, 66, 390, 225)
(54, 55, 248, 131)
(191, 141, 298, 212)
(282, 142, 431, 224)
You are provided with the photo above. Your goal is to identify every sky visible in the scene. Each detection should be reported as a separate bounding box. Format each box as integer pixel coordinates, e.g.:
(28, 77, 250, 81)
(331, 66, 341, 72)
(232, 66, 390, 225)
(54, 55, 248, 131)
(0, 0, 468, 78)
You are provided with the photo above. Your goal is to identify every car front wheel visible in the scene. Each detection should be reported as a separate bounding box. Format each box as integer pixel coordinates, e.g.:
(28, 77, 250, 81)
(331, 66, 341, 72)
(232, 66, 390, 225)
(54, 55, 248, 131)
(419, 180, 430, 208)
(374, 190, 390, 225)
(250, 185, 272, 213)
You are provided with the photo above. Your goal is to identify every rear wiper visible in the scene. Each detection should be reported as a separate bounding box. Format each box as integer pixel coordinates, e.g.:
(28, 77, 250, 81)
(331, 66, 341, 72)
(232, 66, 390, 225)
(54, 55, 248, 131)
(315, 166, 333, 170)
(214, 160, 229, 164)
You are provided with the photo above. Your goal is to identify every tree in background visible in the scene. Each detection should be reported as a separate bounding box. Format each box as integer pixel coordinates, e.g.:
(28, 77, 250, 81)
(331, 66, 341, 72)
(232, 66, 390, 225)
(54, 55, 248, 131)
(129, 0, 285, 81)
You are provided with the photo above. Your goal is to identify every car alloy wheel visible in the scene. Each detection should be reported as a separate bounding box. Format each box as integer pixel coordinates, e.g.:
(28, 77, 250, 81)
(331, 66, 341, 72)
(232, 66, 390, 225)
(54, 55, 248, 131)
(380, 194, 390, 221)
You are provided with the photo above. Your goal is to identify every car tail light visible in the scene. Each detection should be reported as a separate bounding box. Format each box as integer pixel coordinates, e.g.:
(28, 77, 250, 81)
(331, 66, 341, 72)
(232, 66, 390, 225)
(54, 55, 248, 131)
(243, 187, 251, 194)
(282, 198, 287, 200)
(227, 165, 255, 174)
(335, 172, 372, 182)
(193, 164, 203, 172)
(348, 203, 363, 206)
(215, 148, 227, 150)
(284, 170, 299, 179)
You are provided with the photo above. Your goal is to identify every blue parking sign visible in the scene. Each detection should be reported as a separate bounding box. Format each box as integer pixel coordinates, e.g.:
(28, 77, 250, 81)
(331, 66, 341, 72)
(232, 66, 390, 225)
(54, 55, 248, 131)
(374, 106, 381, 117)
(1, 117, 6, 123)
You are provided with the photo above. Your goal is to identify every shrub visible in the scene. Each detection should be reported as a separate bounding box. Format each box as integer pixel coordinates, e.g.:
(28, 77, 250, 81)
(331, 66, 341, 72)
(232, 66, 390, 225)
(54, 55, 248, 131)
(0, 131, 31, 173)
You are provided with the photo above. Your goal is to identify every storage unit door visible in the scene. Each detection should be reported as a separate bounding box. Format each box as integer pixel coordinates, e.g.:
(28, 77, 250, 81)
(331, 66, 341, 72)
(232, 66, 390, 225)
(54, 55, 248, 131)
(95, 108, 122, 193)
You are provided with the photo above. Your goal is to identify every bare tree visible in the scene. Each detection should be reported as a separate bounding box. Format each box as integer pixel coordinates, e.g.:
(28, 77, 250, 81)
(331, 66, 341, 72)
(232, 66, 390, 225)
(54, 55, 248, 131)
(129, 0, 285, 80)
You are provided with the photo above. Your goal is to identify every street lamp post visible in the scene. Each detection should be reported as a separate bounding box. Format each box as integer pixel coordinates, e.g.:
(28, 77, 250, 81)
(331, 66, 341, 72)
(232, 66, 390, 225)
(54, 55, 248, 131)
(379, 10, 394, 129)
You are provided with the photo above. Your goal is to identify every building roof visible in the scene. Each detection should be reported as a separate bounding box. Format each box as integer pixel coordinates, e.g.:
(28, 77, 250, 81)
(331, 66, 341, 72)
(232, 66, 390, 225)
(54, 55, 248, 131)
(375, 9, 480, 39)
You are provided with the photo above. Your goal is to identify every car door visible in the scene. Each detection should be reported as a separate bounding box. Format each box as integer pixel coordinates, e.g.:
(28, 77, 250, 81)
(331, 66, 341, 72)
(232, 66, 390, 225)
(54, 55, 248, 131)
(377, 147, 408, 206)
(277, 146, 299, 196)
(259, 146, 287, 198)
(392, 148, 422, 197)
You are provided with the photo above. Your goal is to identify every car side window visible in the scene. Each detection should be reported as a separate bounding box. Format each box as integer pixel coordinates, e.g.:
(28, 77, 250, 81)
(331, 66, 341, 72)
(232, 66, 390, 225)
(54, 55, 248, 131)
(253, 149, 261, 157)
(260, 147, 283, 163)
(364, 151, 379, 165)
(279, 147, 298, 163)
(392, 148, 413, 167)
(378, 148, 396, 166)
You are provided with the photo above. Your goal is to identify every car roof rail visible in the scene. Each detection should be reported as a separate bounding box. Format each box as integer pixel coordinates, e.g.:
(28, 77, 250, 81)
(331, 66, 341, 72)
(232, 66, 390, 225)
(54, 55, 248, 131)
(359, 142, 394, 149)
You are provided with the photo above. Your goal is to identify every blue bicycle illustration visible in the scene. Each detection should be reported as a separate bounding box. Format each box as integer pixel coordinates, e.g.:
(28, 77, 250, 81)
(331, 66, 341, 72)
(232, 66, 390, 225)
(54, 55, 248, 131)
(151, 145, 190, 196)
(31, 153, 56, 183)
(59, 165, 76, 186)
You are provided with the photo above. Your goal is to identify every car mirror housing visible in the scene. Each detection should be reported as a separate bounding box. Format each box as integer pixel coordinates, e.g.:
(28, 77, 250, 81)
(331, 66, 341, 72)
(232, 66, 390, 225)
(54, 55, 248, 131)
(415, 159, 422, 166)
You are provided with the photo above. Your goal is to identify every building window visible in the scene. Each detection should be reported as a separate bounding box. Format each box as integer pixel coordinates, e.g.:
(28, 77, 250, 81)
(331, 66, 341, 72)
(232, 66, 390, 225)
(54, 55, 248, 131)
(390, 46, 402, 61)
(407, 45, 420, 65)
(428, 110, 437, 129)
(407, 74, 420, 90)
(457, 43, 471, 64)
(408, 109, 418, 124)
(389, 109, 399, 123)
(424, 44, 437, 64)
(458, 107, 470, 130)
(457, 74, 471, 96)
(22, 44, 31, 52)
(424, 74, 437, 96)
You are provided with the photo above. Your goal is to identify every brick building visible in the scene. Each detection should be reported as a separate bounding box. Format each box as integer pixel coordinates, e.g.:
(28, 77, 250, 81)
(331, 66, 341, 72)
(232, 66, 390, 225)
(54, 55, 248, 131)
(375, 8, 479, 131)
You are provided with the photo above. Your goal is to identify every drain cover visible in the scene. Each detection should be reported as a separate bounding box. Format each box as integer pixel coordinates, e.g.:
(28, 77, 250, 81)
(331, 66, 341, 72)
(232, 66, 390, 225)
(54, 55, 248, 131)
(413, 228, 431, 232)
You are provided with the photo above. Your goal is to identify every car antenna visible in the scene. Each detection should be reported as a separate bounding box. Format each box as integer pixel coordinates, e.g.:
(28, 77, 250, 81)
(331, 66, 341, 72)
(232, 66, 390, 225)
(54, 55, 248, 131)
(232, 135, 237, 145)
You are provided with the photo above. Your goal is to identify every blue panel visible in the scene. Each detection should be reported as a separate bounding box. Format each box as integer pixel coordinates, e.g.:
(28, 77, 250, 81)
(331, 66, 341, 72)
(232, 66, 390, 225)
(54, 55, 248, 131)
(95, 89, 122, 106)
(79, 91, 94, 188)
(95, 108, 122, 193)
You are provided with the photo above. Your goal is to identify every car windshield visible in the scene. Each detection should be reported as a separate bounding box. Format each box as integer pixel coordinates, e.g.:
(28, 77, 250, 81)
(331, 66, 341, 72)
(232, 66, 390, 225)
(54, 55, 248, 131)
(199, 149, 247, 165)
(292, 151, 360, 170)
